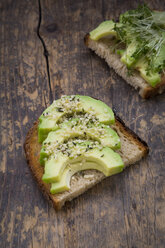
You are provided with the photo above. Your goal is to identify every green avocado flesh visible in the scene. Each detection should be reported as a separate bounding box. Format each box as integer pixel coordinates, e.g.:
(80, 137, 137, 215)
(135, 58, 161, 87)
(38, 95, 114, 142)
(39, 95, 124, 194)
(42, 146, 124, 184)
(90, 21, 116, 41)
(120, 42, 138, 68)
(50, 158, 123, 194)
(89, 5, 165, 87)
(39, 118, 120, 165)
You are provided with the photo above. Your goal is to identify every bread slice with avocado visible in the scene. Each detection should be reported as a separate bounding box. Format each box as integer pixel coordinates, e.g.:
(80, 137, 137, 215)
(24, 95, 148, 210)
(84, 5, 165, 98)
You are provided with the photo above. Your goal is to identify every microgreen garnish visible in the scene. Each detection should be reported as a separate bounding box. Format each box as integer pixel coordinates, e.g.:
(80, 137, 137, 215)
(115, 4, 165, 73)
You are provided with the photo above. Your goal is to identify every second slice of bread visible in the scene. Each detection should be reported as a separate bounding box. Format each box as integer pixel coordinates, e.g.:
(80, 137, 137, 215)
(84, 34, 165, 98)
(24, 116, 148, 210)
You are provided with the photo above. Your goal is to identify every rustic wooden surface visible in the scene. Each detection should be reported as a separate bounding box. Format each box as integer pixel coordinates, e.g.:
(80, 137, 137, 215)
(0, 0, 165, 247)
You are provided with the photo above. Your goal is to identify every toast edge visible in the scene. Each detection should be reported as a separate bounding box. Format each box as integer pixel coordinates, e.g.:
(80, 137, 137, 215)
(114, 114, 149, 156)
(24, 121, 61, 210)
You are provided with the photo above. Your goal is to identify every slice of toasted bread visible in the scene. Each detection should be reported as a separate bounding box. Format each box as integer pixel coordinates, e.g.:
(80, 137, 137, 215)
(24, 116, 148, 210)
(84, 34, 165, 98)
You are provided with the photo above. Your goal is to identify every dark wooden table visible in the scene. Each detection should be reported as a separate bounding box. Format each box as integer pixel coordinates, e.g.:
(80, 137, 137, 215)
(0, 0, 165, 247)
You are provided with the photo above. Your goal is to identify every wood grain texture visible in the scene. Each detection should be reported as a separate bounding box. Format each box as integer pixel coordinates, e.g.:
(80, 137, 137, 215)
(0, 0, 165, 247)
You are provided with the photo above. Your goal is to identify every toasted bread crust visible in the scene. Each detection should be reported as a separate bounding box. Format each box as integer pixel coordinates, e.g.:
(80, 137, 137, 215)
(24, 117, 148, 210)
(84, 34, 165, 98)
(114, 116, 149, 156)
(24, 121, 61, 209)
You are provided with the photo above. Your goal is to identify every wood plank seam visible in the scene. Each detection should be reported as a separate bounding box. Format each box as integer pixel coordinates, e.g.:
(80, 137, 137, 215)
(37, 0, 53, 102)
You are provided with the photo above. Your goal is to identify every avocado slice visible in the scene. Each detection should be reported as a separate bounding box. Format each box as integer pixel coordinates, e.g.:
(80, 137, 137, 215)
(38, 118, 59, 143)
(90, 21, 116, 41)
(135, 58, 161, 87)
(138, 68, 161, 87)
(39, 118, 120, 165)
(50, 158, 123, 194)
(120, 41, 138, 68)
(38, 95, 115, 142)
(42, 146, 124, 184)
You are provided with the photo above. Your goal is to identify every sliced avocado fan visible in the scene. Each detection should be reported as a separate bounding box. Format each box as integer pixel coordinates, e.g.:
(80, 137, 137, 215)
(39, 95, 124, 194)
(42, 144, 124, 184)
(38, 95, 115, 143)
(39, 118, 120, 165)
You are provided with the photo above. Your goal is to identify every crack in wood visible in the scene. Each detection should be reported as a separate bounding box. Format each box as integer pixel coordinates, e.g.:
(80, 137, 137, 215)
(37, 0, 53, 103)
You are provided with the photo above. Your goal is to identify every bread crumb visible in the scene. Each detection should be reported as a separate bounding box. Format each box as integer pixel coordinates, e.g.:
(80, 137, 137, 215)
(84, 174, 94, 179)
